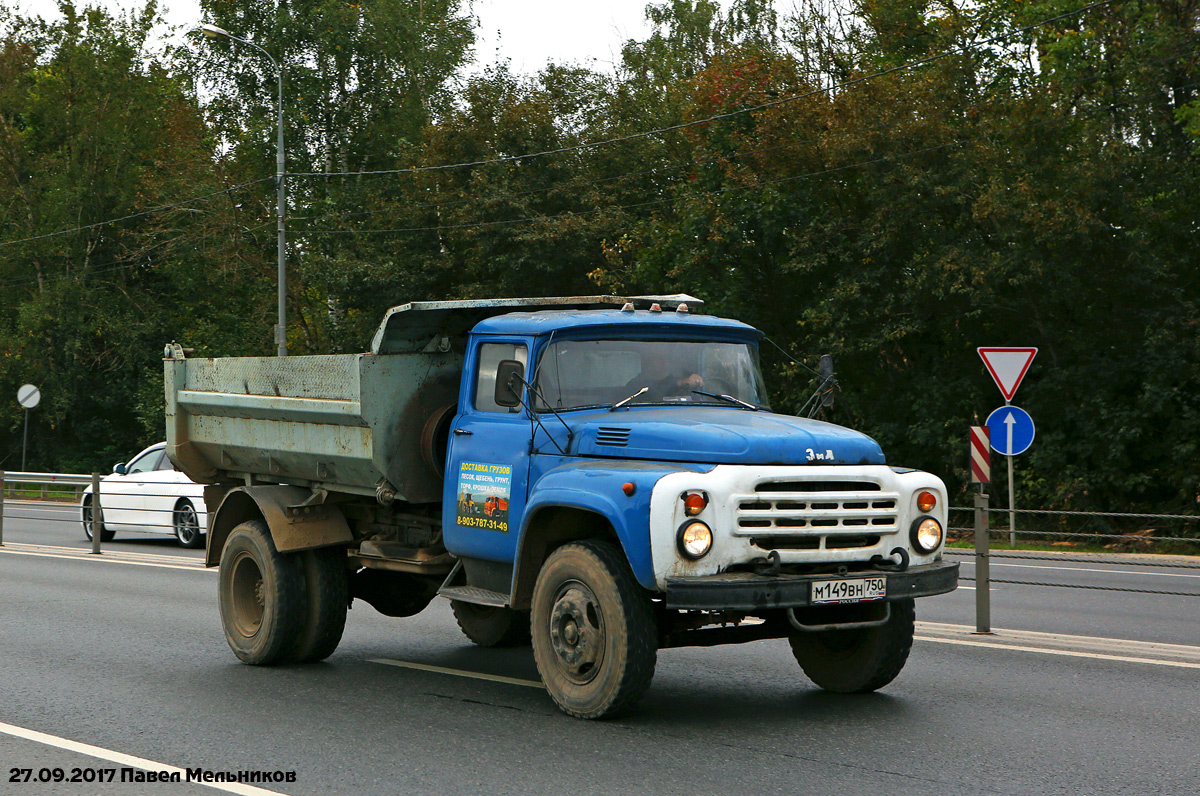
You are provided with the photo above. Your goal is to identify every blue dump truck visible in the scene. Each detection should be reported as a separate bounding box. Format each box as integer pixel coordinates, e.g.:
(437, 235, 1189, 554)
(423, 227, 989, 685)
(165, 295, 957, 719)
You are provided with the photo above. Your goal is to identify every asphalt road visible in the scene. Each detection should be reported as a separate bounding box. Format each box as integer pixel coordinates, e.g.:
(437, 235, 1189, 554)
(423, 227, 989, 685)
(2, 500, 1198, 796)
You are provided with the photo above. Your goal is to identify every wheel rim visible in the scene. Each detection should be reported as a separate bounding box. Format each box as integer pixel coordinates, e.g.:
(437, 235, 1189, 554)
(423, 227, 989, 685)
(175, 505, 199, 544)
(547, 579, 606, 685)
(82, 505, 92, 536)
(229, 551, 265, 638)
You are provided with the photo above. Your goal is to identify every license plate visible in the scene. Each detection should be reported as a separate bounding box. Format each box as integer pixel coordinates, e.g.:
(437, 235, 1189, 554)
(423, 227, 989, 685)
(811, 577, 886, 604)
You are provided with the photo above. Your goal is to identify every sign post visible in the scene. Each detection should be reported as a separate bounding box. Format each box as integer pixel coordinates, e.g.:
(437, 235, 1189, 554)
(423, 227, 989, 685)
(17, 384, 40, 471)
(969, 426, 991, 633)
(978, 348, 1037, 547)
(986, 405, 1035, 547)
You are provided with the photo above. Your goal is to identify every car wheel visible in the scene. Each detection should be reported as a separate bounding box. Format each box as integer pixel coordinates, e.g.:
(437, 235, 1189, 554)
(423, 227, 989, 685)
(173, 500, 205, 548)
(217, 520, 305, 665)
(530, 541, 657, 719)
(81, 499, 115, 542)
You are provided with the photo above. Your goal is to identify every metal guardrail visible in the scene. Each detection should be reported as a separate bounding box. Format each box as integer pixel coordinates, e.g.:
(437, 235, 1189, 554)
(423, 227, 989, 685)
(0, 469, 206, 551)
(1, 471, 91, 500)
(949, 497, 1200, 633)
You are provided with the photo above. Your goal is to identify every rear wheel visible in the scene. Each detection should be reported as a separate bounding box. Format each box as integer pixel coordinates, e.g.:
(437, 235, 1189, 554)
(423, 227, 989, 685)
(173, 500, 204, 548)
(530, 541, 657, 719)
(81, 499, 115, 542)
(788, 598, 915, 693)
(289, 546, 349, 663)
(218, 520, 305, 665)
(451, 601, 530, 647)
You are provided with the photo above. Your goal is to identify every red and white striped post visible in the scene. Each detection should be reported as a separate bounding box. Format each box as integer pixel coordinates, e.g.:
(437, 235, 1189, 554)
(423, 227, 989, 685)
(969, 427, 992, 634)
(970, 426, 990, 486)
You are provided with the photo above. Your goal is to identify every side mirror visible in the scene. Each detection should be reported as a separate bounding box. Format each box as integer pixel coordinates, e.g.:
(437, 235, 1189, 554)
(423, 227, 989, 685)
(113, 463, 127, 475)
(494, 360, 525, 408)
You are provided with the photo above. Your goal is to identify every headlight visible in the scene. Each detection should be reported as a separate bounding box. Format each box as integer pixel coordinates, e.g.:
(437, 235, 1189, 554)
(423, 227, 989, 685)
(910, 517, 943, 554)
(677, 521, 713, 560)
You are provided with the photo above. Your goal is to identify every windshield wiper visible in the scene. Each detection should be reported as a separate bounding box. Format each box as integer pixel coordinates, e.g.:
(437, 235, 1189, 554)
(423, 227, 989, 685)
(610, 386, 649, 411)
(691, 390, 758, 411)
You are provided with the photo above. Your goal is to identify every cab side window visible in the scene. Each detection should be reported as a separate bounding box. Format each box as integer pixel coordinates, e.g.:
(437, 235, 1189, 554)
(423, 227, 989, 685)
(474, 343, 528, 412)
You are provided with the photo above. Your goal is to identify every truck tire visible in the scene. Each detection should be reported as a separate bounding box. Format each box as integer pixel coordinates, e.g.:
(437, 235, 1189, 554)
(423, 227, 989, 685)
(450, 601, 531, 647)
(288, 547, 349, 663)
(530, 541, 657, 719)
(218, 520, 306, 665)
(788, 598, 915, 693)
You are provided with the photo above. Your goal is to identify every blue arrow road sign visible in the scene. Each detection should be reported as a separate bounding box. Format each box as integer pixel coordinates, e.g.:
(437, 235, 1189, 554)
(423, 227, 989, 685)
(986, 405, 1035, 456)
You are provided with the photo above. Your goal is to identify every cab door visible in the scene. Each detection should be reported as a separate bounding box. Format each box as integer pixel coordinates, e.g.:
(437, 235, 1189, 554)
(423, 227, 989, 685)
(443, 340, 531, 565)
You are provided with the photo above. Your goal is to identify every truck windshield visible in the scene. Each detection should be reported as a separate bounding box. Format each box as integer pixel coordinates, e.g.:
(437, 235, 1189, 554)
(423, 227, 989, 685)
(534, 339, 769, 411)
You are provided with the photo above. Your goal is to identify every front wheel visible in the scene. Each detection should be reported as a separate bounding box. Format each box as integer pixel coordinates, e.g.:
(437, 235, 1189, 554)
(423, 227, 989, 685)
(530, 541, 657, 719)
(173, 500, 204, 548)
(217, 520, 305, 665)
(451, 601, 530, 647)
(788, 598, 915, 693)
(82, 499, 115, 542)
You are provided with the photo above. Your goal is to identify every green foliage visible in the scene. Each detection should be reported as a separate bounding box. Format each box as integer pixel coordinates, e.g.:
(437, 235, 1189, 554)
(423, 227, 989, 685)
(0, 0, 1196, 518)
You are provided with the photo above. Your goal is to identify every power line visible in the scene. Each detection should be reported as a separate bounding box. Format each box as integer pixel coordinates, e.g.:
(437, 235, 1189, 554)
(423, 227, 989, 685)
(0, 178, 274, 250)
(0, 221, 275, 290)
(289, 0, 1116, 180)
(295, 47, 1184, 230)
(292, 78, 1187, 239)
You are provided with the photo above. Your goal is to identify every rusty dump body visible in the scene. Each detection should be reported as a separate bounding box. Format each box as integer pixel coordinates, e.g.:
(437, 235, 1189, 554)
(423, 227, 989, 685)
(163, 295, 697, 505)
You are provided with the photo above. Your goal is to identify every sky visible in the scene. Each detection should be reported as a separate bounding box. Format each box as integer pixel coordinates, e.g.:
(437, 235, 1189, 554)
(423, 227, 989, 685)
(13, 0, 675, 74)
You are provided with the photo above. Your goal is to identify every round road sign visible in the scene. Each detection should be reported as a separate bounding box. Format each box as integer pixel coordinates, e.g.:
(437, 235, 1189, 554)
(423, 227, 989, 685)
(17, 384, 40, 409)
(986, 405, 1035, 456)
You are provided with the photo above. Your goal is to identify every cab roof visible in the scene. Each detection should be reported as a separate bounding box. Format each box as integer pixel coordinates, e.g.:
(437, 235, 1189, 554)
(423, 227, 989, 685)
(471, 308, 760, 338)
(369, 294, 716, 354)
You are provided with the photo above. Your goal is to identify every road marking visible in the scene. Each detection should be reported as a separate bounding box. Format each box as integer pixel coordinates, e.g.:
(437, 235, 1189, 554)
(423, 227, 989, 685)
(0, 543, 208, 572)
(0, 721, 290, 795)
(985, 561, 1200, 580)
(368, 658, 544, 689)
(916, 635, 1200, 669)
(916, 622, 1200, 669)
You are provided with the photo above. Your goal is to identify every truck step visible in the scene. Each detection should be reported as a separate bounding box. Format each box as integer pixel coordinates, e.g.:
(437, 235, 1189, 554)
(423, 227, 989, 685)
(438, 585, 509, 608)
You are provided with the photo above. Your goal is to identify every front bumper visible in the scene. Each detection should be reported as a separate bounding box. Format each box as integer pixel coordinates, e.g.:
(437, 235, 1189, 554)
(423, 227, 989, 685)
(664, 560, 959, 611)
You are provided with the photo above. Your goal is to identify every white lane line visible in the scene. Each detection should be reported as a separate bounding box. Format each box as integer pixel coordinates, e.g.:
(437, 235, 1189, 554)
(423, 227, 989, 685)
(0, 721, 290, 796)
(955, 557, 1200, 579)
(915, 635, 1200, 669)
(0, 547, 209, 572)
(368, 658, 544, 689)
(989, 561, 1200, 579)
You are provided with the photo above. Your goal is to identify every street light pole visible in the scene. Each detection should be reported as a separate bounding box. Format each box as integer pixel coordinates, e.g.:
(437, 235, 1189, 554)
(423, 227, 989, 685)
(200, 24, 287, 356)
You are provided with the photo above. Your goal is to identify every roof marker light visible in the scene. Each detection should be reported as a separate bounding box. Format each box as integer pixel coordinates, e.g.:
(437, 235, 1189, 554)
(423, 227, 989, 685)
(649, 303, 662, 312)
(676, 303, 689, 313)
(621, 303, 635, 312)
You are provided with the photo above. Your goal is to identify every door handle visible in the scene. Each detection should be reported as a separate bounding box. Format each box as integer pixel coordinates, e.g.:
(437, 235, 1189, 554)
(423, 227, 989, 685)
(453, 428, 473, 436)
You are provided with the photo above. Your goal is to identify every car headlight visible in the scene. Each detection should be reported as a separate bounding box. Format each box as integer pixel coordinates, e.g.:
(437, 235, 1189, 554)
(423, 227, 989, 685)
(677, 521, 713, 560)
(910, 517, 943, 554)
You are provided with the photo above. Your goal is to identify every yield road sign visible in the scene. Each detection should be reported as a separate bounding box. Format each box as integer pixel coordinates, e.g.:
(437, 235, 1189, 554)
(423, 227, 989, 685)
(978, 347, 1037, 401)
(986, 405, 1035, 456)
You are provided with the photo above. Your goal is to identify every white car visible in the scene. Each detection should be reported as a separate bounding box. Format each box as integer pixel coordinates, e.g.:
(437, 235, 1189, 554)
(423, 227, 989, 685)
(81, 442, 208, 548)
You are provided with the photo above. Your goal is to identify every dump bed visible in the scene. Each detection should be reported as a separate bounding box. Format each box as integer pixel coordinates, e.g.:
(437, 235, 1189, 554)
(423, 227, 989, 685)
(165, 348, 461, 503)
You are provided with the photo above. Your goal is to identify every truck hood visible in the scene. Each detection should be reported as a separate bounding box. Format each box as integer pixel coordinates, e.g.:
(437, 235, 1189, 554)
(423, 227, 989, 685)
(566, 407, 885, 465)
